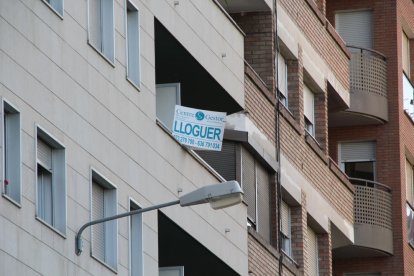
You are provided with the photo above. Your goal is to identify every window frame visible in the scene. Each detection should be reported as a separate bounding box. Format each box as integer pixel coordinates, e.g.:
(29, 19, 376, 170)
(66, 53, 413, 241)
(125, 0, 141, 90)
(35, 125, 67, 237)
(280, 201, 292, 257)
(90, 168, 118, 272)
(156, 83, 181, 131)
(406, 159, 414, 208)
(338, 141, 376, 181)
(1, 99, 22, 207)
(41, 0, 64, 18)
(128, 197, 144, 276)
(241, 146, 271, 242)
(303, 84, 315, 137)
(403, 31, 411, 77)
(307, 226, 319, 276)
(87, 0, 116, 65)
(277, 52, 288, 107)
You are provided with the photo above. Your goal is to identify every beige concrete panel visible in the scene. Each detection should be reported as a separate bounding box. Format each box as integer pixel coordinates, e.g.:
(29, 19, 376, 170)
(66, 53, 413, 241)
(143, 253, 159, 276)
(118, 234, 129, 268)
(21, 130, 36, 172)
(143, 222, 159, 261)
(0, 250, 42, 276)
(22, 165, 36, 205)
(67, 167, 90, 210)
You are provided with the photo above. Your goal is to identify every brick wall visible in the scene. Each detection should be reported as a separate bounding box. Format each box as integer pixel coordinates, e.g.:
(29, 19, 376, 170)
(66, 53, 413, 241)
(279, 45, 354, 222)
(244, 66, 277, 145)
(279, 0, 350, 91)
(232, 12, 275, 93)
(248, 232, 279, 276)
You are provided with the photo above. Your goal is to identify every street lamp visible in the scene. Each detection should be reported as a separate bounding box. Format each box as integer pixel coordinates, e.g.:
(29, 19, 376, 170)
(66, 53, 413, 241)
(75, 180, 243, 255)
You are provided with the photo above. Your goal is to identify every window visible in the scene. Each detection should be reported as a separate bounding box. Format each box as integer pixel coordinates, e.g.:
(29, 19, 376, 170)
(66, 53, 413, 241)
(129, 199, 143, 276)
(339, 141, 376, 181)
(156, 83, 181, 131)
(403, 31, 410, 76)
(335, 10, 373, 50)
(42, 0, 64, 16)
(88, 0, 115, 62)
(407, 200, 414, 247)
(196, 141, 273, 243)
(277, 52, 288, 106)
(402, 32, 414, 120)
(403, 72, 414, 119)
(126, 1, 141, 88)
(304, 85, 315, 136)
(406, 159, 414, 206)
(242, 146, 271, 242)
(91, 170, 117, 270)
(280, 201, 292, 257)
(2, 100, 21, 205)
(36, 127, 66, 234)
(307, 226, 319, 276)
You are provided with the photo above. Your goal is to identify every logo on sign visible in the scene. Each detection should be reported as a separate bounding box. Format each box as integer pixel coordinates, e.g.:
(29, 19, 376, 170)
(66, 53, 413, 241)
(195, 111, 205, 121)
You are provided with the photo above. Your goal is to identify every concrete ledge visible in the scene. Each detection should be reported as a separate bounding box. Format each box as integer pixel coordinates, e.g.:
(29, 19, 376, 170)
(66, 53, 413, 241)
(305, 134, 328, 165)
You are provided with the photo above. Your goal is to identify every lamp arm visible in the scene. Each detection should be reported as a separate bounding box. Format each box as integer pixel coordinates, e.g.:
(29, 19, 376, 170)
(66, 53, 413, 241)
(75, 199, 180, 256)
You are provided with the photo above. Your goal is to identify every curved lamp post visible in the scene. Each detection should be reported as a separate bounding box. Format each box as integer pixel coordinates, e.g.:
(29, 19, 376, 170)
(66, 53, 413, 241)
(75, 180, 243, 256)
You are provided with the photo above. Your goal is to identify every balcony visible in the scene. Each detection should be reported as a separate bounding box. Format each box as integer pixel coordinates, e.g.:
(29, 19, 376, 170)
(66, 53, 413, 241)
(329, 46, 388, 127)
(333, 178, 393, 258)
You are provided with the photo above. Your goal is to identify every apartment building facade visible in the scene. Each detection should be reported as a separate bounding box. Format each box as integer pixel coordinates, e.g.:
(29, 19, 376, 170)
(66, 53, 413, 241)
(0, 0, 249, 275)
(215, 0, 356, 275)
(325, 0, 414, 275)
(2, 0, 397, 276)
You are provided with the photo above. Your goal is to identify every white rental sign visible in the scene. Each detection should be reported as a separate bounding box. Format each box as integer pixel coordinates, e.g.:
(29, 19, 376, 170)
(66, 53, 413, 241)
(172, 105, 226, 151)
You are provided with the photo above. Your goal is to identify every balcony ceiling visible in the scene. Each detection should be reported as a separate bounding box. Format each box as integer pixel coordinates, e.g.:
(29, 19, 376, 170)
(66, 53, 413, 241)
(155, 20, 242, 115)
(216, 0, 271, 13)
(329, 111, 385, 127)
(333, 245, 391, 259)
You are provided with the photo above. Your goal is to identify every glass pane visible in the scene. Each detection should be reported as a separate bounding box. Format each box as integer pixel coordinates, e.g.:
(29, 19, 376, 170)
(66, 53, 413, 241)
(407, 204, 414, 247)
(38, 166, 53, 225)
(344, 161, 374, 181)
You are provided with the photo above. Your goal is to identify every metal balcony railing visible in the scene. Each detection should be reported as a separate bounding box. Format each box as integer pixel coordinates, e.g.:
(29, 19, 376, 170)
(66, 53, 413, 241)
(349, 178, 392, 230)
(348, 45, 387, 99)
(340, 46, 389, 123)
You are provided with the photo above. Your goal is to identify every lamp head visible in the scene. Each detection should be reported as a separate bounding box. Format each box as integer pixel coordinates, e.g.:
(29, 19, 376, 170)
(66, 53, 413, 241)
(179, 180, 243, 209)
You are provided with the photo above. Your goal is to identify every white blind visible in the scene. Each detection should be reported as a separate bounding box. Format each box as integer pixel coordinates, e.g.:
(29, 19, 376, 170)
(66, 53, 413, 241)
(340, 141, 376, 162)
(403, 31, 410, 75)
(307, 226, 319, 276)
(37, 139, 52, 170)
(281, 201, 290, 237)
(407, 160, 414, 205)
(303, 85, 314, 124)
(256, 163, 270, 242)
(278, 53, 287, 97)
(242, 147, 256, 224)
(336, 10, 373, 49)
(92, 181, 105, 261)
